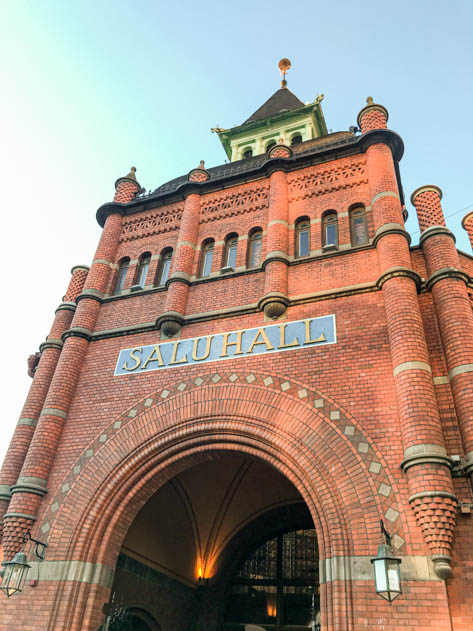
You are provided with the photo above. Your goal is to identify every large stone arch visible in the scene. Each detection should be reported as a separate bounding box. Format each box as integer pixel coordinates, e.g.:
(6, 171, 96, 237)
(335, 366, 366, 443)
(36, 370, 405, 631)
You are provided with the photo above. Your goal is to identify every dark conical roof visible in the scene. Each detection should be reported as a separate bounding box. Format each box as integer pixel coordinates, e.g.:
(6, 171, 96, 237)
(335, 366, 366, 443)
(244, 87, 305, 123)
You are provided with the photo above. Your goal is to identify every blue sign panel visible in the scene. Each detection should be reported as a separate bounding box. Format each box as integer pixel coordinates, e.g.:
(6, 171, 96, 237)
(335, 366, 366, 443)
(114, 315, 336, 376)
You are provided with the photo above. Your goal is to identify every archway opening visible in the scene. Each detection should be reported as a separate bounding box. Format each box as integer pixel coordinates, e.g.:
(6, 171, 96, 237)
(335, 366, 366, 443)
(105, 452, 319, 631)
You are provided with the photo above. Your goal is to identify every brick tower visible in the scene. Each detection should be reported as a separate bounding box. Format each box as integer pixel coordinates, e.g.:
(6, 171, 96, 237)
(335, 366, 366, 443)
(1, 64, 473, 631)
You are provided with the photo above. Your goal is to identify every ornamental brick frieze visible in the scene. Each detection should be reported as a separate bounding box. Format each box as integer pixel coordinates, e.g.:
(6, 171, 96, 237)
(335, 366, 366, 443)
(288, 159, 367, 201)
(38, 370, 405, 554)
(119, 202, 184, 242)
(200, 182, 269, 223)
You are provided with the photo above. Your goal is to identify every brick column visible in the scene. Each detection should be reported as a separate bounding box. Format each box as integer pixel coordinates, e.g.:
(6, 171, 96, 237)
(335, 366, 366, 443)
(359, 101, 456, 578)
(461, 210, 473, 252)
(412, 186, 473, 483)
(0, 266, 88, 544)
(2, 213, 122, 561)
(157, 190, 202, 337)
(259, 147, 291, 319)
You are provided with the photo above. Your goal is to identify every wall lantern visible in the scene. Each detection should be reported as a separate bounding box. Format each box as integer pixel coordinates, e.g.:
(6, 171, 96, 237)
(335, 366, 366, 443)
(0, 530, 48, 598)
(371, 520, 402, 603)
(0, 552, 31, 598)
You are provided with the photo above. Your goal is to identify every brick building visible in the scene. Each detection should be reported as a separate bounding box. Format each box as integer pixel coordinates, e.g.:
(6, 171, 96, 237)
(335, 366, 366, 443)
(1, 69, 473, 631)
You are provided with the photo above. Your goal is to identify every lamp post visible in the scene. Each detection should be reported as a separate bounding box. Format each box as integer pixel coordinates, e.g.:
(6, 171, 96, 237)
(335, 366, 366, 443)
(371, 520, 402, 603)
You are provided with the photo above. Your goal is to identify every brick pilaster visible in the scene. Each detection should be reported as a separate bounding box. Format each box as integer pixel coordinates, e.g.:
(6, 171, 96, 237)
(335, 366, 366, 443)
(0, 265, 89, 544)
(157, 192, 201, 336)
(2, 214, 121, 560)
(259, 168, 290, 319)
(359, 103, 456, 578)
(412, 186, 473, 483)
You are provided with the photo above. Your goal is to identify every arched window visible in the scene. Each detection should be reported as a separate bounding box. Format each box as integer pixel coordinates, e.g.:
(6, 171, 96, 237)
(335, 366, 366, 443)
(223, 233, 238, 270)
(295, 218, 310, 258)
(135, 252, 151, 288)
(243, 148, 253, 159)
(247, 229, 263, 268)
(291, 134, 302, 145)
(322, 212, 338, 248)
(350, 206, 369, 246)
(266, 140, 277, 152)
(200, 239, 214, 277)
(224, 529, 319, 630)
(114, 258, 130, 295)
(156, 248, 173, 286)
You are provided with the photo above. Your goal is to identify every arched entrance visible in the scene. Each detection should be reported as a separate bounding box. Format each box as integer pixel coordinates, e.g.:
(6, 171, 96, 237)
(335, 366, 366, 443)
(39, 371, 398, 631)
(106, 453, 319, 631)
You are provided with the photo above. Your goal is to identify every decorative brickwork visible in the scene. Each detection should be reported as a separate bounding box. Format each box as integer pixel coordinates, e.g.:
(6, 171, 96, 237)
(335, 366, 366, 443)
(288, 158, 367, 201)
(120, 202, 183, 242)
(412, 186, 446, 231)
(63, 266, 89, 301)
(410, 494, 457, 557)
(200, 182, 269, 223)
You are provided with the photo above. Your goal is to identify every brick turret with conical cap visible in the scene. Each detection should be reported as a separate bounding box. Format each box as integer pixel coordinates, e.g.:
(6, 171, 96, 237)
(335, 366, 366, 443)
(114, 166, 141, 203)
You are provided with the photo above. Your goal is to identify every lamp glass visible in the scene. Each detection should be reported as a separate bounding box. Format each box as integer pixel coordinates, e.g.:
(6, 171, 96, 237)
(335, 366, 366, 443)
(0, 552, 30, 597)
(371, 543, 401, 603)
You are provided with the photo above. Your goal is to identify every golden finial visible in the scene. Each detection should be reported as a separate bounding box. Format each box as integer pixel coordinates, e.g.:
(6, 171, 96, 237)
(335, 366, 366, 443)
(366, 96, 374, 105)
(198, 160, 205, 169)
(279, 58, 291, 88)
(126, 166, 137, 180)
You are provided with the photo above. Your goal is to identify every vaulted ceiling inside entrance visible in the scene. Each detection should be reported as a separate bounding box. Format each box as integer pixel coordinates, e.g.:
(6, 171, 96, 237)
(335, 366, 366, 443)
(121, 453, 305, 585)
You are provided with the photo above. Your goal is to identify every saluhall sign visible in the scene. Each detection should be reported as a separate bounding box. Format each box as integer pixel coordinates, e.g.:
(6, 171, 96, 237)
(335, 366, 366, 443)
(115, 315, 336, 375)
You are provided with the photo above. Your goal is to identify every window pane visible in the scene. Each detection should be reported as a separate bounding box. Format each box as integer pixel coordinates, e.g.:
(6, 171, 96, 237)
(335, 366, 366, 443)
(115, 264, 128, 294)
(202, 249, 213, 277)
(159, 258, 171, 285)
(326, 222, 337, 246)
(227, 243, 237, 269)
(138, 258, 150, 287)
(298, 230, 309, 256)
(353, 215, 367, 244)
(249, 236, 262, 267)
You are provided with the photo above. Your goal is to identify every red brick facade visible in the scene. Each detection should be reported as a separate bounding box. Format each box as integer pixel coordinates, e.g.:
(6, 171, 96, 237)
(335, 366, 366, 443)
(1, 97, 473, 631)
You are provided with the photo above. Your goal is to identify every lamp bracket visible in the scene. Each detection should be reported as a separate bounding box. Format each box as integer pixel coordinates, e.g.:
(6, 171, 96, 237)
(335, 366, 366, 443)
(22, 530, 48, 560)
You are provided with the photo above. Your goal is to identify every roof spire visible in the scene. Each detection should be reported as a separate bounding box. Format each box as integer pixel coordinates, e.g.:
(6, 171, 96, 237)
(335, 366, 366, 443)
(278, 58, 291, 88)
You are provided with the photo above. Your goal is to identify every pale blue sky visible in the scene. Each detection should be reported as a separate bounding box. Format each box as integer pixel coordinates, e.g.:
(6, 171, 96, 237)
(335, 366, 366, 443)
(1, 0, 472, 462)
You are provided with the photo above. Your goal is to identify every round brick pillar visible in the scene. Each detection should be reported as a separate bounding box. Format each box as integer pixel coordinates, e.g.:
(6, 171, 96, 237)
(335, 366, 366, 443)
(461, 210, 473, 252)
(412, 186, 473, 483)
(259, 165, 290, 319)
(2, 213, 121, 560)
(360, 111, 456, 577)
(157, 191, 201, 337)
(0, 264, 89, 544)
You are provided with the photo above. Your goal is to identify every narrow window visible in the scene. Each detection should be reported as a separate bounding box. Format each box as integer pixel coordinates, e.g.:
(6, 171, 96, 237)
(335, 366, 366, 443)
(114, 258, 130, 295)
(200, 240, 214, 277)
(291, 134, 302, 145)
(248, 230, 263, 268)
(243, 148, 253, 159)
(322, 212, 338, 248)
(156, 248, 173, 286)
(266, 140, 277, 152)
(350, 206, 368, 245)
(295, 218, 310, 258)
(136, 252, 151, 288)
(224, 234, 238, 270)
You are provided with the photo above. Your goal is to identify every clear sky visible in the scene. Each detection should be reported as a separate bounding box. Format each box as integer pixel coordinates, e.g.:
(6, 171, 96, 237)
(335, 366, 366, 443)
(0, 0, 472, 465)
